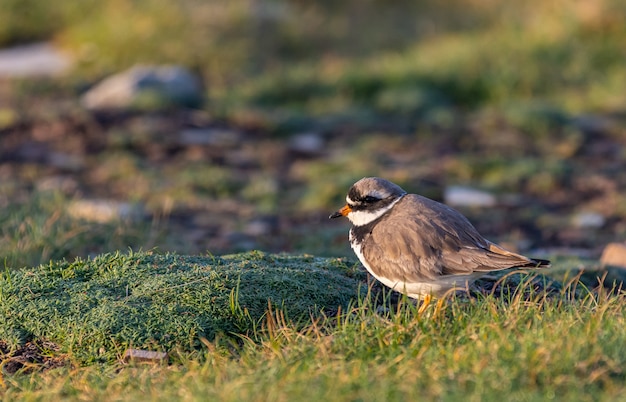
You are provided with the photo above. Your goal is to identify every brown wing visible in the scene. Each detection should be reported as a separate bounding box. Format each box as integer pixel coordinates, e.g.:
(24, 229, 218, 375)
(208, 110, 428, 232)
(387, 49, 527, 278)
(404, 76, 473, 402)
(362, 194, 541, 282)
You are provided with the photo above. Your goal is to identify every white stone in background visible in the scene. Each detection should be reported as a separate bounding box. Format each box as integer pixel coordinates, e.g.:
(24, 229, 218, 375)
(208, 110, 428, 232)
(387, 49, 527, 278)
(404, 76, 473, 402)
(288, 132, 324, 156)
(67, 199, 143, 223)
(243, 220, 273, 237)
(443, 186, 497, 207)
(572, 211, 605, 229)
(0, 42, 72, 77)
(81, 65, 203, 111)
(35, 176, 79, 193)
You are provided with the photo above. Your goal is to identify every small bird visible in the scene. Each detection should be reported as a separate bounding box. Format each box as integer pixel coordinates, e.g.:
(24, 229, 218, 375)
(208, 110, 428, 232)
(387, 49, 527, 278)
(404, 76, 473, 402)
(330, 177, 550, 300)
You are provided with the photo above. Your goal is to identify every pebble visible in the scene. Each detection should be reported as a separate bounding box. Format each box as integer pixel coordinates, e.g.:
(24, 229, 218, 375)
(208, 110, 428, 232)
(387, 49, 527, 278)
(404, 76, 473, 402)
(81, 65, 203, 111)
(243, 217, 278, 237)
(0, 42, 72, 77)
(571, 211, 605, 229)
(47, 152, 84, 171)
(288, 132, 325, 156)
(35, 176, 79, 193)
(600, 243, 626, 269)
(572, 114, 614, 135)
(443, 186, 497, 207)
(67, 199, 144, 223)
(123, 349, 168, 364)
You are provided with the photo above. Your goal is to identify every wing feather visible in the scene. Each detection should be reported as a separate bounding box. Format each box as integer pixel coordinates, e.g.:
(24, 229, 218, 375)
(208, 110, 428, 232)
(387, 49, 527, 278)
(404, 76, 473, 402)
(362, 194, 540, 281)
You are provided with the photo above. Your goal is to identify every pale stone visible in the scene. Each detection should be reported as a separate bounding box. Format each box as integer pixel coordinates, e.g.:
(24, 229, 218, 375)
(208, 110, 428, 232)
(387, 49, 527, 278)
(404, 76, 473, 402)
(82, 65, 203, 110)
(443, 186, 497, 207)
(123, 349, 168, 364)
(67, 199, 143, 223)
(600, 243, 626, 268)
(572, 211, 605, 229)
(288, 132, 324, 156)
(0, 42, 72, 77)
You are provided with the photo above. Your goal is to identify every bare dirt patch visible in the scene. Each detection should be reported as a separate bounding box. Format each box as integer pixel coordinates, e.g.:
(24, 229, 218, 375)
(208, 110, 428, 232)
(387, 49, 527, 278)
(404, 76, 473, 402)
(0, 339, 70, 374)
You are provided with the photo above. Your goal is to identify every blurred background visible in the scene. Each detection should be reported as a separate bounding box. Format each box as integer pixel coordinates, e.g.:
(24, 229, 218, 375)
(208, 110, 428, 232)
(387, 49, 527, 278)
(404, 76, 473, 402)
(1, 0, 625, 268)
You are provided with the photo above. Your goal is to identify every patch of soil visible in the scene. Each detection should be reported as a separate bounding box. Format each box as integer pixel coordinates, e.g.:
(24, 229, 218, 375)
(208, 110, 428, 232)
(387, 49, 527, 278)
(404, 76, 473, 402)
(0, 339, 70, 374)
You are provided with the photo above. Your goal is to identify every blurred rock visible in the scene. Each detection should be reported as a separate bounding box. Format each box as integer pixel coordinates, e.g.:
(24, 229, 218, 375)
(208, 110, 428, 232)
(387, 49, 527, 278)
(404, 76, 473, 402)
(123, 349, 168, 364)
(14, 142, 48, 163)
(288, 132, 325, 156)
(67, 199, 144, 223)
(0, 42, 72, 77)
(179, 128, 242, 147)
(35, 176, 79, 193)
(47, 152, 84, 171)
(600, 242, 626, 268)
(499, 193, 525, 207)
(572, 114, 615, 135)
(444, 186, 496, 207)
(572, 211, 605, 229)
(226, 232, 257, 251)
(225, 148, 259, 168)
(243, 216, 279, 237)
(82, 65, 203, 111)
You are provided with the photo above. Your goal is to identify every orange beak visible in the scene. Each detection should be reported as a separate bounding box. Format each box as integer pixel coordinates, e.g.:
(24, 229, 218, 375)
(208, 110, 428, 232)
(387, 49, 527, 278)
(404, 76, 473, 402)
(329, 204, 352, 219)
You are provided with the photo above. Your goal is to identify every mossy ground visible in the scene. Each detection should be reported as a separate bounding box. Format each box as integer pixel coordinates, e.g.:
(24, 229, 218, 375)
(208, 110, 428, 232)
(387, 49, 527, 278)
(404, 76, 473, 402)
(0, 250, 363, 365)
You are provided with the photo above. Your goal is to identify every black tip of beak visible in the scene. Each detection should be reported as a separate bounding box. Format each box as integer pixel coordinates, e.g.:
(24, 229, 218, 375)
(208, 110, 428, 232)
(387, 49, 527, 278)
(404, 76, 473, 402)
(329, 211, 343, 219)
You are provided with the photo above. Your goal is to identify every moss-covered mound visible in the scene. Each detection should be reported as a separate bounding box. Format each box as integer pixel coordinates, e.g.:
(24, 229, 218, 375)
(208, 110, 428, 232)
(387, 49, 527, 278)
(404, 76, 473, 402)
(0, 250, 364, 363)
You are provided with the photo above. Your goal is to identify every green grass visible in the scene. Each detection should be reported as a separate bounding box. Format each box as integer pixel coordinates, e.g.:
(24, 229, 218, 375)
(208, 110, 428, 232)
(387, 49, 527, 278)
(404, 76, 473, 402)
(1, 251, 625, 400)
(213, 0, 626, 129)
(0, 191, 160, 269)
(4, 0, 626, 115)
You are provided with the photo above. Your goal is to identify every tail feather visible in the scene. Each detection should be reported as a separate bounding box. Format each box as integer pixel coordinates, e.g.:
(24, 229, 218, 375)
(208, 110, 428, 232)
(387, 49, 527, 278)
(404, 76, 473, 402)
(526, 258, 551, 268)
(487, 243, 551, 269)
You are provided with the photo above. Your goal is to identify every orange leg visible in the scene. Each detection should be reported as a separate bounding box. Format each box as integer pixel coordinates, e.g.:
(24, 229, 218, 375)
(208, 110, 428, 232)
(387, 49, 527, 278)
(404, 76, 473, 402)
(418, 294, 432, 316)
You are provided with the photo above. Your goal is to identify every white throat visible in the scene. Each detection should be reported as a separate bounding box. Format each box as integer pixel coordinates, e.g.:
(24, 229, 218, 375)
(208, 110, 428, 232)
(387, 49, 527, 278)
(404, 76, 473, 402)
(347, 196, 403, 227)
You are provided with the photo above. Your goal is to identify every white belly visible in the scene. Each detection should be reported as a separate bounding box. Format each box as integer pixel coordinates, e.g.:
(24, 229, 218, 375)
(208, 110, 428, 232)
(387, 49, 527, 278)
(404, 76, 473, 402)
(349, 230, 473, 299)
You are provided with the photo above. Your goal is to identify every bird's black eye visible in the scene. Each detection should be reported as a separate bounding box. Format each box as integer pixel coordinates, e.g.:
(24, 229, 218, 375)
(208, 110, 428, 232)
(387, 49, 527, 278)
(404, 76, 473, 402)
(362, 196, 380, 203)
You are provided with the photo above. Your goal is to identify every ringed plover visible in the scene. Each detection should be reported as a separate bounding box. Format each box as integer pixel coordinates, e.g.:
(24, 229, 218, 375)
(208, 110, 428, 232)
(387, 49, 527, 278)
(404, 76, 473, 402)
(330, 177, 550, 300)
